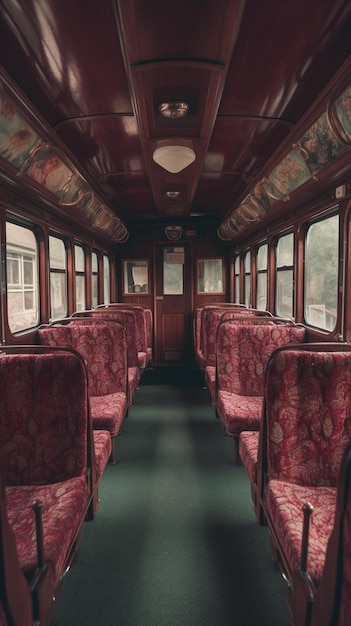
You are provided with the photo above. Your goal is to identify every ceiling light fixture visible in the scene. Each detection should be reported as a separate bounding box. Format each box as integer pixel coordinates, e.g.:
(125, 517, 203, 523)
(159, 101, 189, 119)
(166, 191, 182, 199)
(153, 145, 196, 173)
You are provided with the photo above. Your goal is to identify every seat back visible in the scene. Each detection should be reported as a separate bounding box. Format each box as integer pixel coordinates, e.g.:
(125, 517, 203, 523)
(96, 304, 149, 369)
(204, 308, 271, 367)
(73, 310, 139, 368)
(0, 348, 89, 485)
(216, 320, 306, 396)
(38, 321, 127, 396)
(263, 344, 351, 487)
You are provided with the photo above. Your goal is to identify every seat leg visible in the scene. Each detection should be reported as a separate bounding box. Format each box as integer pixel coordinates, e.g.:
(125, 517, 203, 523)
(232, 435, 240, 465)
(109, 436, 117, 464)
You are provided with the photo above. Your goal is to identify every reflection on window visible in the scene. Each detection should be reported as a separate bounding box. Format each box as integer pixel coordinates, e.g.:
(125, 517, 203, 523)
(276, 233, 293, 318)
(197, 258, 224, 293)
(244, 250, 251, 307)
(234, 255, 240, 303)
(75, 244, 86, 311)
(256, 244, 268, 310)
(49, 235, 67, 320)
(103, 254, 110, 304)
(304, 214, 338, 331)
(163, 247, 184, 295)
(92, 251, 98, 308)
(6, 221, 39, 332)
(123, 260, 149, 294)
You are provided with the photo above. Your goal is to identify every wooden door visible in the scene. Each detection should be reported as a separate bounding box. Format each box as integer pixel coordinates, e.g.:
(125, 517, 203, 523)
(154, 242, 193, 365)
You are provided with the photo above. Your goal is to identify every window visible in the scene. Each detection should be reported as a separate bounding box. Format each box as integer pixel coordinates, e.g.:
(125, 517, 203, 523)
(244, 250, 251, 307)
(163, 248, 183, 295)
(197, 258, 224, 293)
(49, 235, 67, 320)
(123, 260, 149, 295)
(75, 244, 86, 311)
(6, 221, 39, 332)
(276, 233, 294, 318)
(92, 251, 98, 308)
(304, 213, 339, 331)
(103, 254, 110, 304)
(256, 244, 268, 310)
(234, 255, 240, 303)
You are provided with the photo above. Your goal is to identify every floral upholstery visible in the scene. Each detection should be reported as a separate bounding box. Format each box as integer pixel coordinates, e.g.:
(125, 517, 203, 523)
(6, 475, 88, 588)
(38, 322, 128, 435)
(0, 352, 88, 485)
(216, 323, 305, 431)
(217, 391, 263, 434)
(216, 322, 305, 396)
(336, 461, 351, 626)
(77, 311, 142, 398)
(265, 349, 351, 486)
(265, 479, 336, 584)
(239, 431, 260, 484)
(93, 430, 111, 480)
(90, 393, 127, 437)
(142, 307, 153, 366)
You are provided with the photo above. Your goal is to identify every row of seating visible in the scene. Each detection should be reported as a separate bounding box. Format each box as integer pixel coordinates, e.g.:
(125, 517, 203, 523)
(240, 343, 351, 626)
(0, 304, 153, 626)
(194, 303, 305, 463)
(194, 303, 351, 625)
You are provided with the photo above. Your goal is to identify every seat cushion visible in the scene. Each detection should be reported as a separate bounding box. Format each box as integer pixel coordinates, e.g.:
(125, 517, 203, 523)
(265, 479, 336, 584)
(6, 475, 88, 588)
(217, 390, 263, 434)
(90, 392, 127, 436)
(239, 431, 260, 483)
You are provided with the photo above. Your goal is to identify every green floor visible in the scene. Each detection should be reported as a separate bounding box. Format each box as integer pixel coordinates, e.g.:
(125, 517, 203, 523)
(51, 371, 291, 626)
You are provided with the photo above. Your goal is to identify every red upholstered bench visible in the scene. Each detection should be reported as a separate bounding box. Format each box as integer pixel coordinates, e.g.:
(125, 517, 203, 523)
(38, 319, 128, 463)
(215, 320, 305, 463)
(72, 310, 141, 403)
(242, 343, 351, 626)
(0, 347, 94, 626)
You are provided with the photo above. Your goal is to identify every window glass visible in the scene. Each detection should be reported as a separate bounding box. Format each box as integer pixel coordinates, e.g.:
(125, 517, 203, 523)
(163, 247, 184, 295)
(244, 250, 251, 307)
(92, 251, 98, 308)
(234, 255, 240, 303)
(103, 255, 110, 304)
(197, 258, 224, 293)
(256, 244, 268, 310)
(49, 235, 67, 320)
(75, 244, 86, 311)
(6, 221, 39, 332)
(276, 233, 293, 318)
(304, 214, 338, 330)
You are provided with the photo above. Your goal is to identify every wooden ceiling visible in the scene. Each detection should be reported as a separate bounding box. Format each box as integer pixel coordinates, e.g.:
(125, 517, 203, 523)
(0, 0, 351, 238)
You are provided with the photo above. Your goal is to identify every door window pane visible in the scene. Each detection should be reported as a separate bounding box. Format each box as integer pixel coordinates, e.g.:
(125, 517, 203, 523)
(163, 247, 184, 295)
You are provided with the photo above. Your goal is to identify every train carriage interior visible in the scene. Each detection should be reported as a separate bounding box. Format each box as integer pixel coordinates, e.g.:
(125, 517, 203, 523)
(1, 1, 351, 625)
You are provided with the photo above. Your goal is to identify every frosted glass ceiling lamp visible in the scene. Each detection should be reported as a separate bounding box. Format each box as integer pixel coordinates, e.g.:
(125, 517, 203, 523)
(153, 146, 196, 173)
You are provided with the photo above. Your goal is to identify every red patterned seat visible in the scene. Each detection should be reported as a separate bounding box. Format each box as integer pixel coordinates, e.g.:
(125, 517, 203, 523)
(73, 310, 141, 402)
(38, 320, 128, 463)
(216, 320, 305, 463)
(254, 344, 351, 626)
(204, 309, 272, 403)
(98, 304, 149, 369)
(0, 348, 93, 626)
(310, 442, 351, 626)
